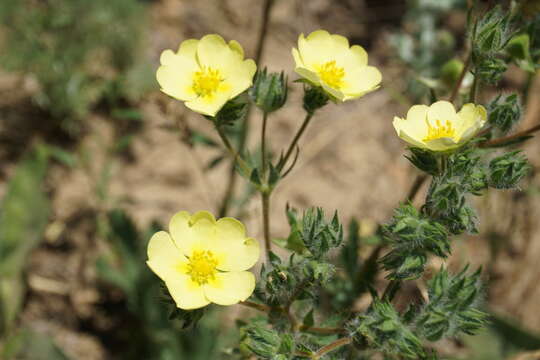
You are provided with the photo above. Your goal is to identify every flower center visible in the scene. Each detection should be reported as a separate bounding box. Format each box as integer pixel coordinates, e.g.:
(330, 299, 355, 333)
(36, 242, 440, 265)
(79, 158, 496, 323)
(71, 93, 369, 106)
(316, 60, 345, 89)
(192, 67, 222, 98)
(423, 119, 456, 142)
(186, 250, 218, 285)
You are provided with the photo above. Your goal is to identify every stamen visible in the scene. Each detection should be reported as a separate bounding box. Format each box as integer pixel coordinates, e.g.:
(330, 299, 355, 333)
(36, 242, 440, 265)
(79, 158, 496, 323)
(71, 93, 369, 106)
(192, 67, 222, 98)
(423, 119, 456, 142)
(316, 60, 345, 89)
(186, 250, 219, 285)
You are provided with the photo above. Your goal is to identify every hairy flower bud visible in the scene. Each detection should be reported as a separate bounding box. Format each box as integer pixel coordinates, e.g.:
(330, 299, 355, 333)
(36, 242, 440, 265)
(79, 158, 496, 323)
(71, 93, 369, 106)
(303, 85, 329, 114)
(488, 150, 530, 189)
(249, 68, 288, 113)
(487, 93, 522, 134)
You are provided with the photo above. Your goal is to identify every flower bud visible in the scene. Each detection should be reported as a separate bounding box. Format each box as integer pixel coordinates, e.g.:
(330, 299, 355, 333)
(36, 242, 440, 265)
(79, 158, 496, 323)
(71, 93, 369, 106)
(488, 150, 530, 189)
(303, 85, 329, 115)
(248, 68, 288, 113)
(440, 58, 464, 88)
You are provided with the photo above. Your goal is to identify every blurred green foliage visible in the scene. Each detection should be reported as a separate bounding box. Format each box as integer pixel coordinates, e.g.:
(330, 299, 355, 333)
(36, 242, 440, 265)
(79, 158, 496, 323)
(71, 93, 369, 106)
(0, 145, 49, 336)
(0, 0, 154, 133)
(389, 0, 467, 101)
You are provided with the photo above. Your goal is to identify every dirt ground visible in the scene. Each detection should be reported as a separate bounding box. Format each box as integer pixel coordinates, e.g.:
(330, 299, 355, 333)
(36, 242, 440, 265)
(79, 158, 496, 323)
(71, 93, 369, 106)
(1, 0, 540, 358)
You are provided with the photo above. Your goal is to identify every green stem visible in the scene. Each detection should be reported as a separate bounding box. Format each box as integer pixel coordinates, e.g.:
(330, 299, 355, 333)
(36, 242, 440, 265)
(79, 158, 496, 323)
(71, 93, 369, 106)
(381, 279, 401, 301)
(449, 52, 471, 103)
(313, 337, 352, 359)
(216, 125, 250, 175)
(469, 74, 479, 103)
(278, 113, 313, 172)
(480, 123, 540, 148)
(261, 112, 269, 179)
(262, 192, 271, 263)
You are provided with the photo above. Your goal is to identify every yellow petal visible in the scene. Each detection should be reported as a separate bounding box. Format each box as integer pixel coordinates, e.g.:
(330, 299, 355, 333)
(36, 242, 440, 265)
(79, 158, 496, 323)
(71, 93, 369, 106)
(196, 34, 233, 69)
(168, 211, 193, 255)
(166, 274, 210, 309)
(208, 218, 260, 271)
(393, 117, 427, 148)
(424, 137, 459, 152)
(176, 39, 199, 59)
(294, 66, 321, 85)
(184, 89, 231, 117)
(456, 103, 487, 141)
(227, 59, 257, 98)
(156, 65, 197, 101)
(191, 210, 217, 224)
(203, 271, 256, 305)
(331, 34, 350, 50)
(348, 45, 368, 67)
(146, 231, 187, 282)
(321, 82, 344, 101)
(298, 30, 333, 67)
(228, 39, 244, 58)
(427, 101, 458, 123)
(292, 48, 305, 68)
(341, 66, 382, 96)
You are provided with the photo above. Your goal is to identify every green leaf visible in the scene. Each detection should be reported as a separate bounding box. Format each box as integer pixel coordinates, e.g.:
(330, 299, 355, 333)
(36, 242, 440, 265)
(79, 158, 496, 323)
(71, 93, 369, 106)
(507, 33, 537, 73)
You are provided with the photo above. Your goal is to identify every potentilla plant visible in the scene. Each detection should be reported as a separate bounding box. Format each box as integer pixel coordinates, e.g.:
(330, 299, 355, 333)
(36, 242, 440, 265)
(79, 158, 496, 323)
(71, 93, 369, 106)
(147, 3, 539, 358)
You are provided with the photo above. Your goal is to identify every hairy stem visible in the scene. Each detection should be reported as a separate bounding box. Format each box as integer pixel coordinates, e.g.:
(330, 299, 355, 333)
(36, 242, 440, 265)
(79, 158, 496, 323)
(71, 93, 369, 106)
(279, 113, 314, 171)
(262, 192, 271, 263)
(480, 123, 540, 148)
(298, 325, 347, 335)
(469, 74, 479, 103)
(216, 125, 250, 175)
(238, 301, 346, 335)
(218, 0, 275, 217)
(239, 300, 271, 312)
(261, 112, 269, 178)
(449, 52, 471, 103)
(313, 337, 352, 359)
(382, 279, 402, 301)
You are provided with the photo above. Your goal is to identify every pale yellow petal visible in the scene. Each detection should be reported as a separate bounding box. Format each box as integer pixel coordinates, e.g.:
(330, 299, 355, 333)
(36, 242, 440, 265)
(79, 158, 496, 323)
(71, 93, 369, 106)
(227, 59, 257, 98)
(455, 103, 487, 141)
(292, 48, 305, 68)
(146, 231, 187, 282)
(168, 211, 193, 255)
(207, 218, 260, 271)
(203, 271, 256, 305)
(321, 82, 344, 101)
(341, 66, 382, 96)
(228, 39, 244, 58)
(331, 34, 350, 50)
(185, 89, 231, 117)
(427, 101, 458, 123)
(196, 34, 233, 69)
(191, 211, 217, 224)
(294, 66, 321, 85)
(348, 45, 368, 66)
(177, 39, 199, 59)
(424, 137, 459, 152)
(298, 31, 333, 67)
(393, 117, 427, 148)
(156, 65, 197, 101)
(166, 274, 210, 310)
(406, 104, 430, 123)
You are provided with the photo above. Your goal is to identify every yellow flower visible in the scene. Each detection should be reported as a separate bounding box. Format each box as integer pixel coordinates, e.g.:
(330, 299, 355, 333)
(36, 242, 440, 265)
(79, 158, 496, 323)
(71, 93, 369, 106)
(147, 211, 260, 310)
(156, 35, 257, 117)
(292, 30, 382, 101)
(393, 101, 487, 152)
